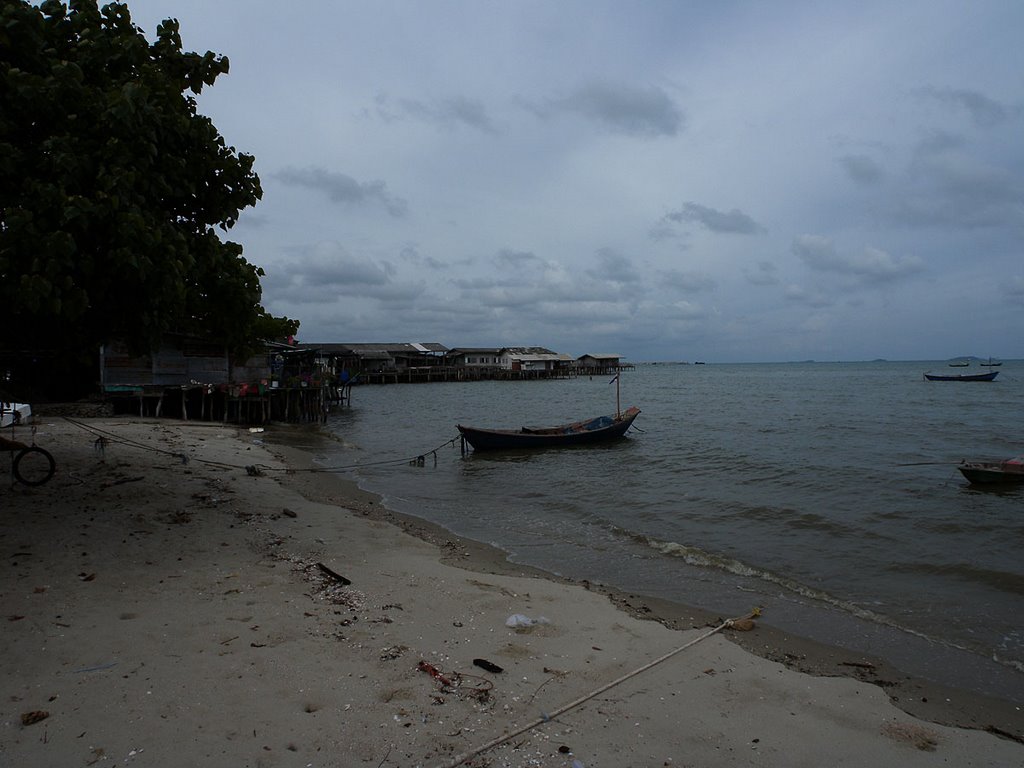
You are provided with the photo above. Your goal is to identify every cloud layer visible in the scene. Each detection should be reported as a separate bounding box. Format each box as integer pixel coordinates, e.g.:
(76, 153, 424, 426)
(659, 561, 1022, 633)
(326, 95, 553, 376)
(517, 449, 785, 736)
(127, 0, 1024, 361)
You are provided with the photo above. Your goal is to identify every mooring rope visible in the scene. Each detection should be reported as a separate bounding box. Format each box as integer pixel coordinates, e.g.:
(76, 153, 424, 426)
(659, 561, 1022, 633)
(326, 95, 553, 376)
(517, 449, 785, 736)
(434, 609, 760, 768)
(61, 416, 459, 475)
(273, 436, 460, 474)
(62, 416, 246, 469)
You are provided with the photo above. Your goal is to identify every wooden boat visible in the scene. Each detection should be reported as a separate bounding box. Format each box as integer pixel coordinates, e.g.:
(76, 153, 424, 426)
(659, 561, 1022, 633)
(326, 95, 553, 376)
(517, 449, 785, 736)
(958, 456, 1024, 485)
(948, 359, 970, 367)
(458, 406, 640, 451)
(923, 370, 998, 382)
(979, 358, 1003, 367)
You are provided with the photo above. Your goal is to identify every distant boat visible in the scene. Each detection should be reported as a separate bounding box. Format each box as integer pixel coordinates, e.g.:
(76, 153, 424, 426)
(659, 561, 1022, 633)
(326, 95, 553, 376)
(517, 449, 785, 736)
(923, 370, 998, 382)
(948, 360, 970, 367)
(979, 358, 1002, 367)
(457, 407, 641, 451)
(958, 456, 1024, 485)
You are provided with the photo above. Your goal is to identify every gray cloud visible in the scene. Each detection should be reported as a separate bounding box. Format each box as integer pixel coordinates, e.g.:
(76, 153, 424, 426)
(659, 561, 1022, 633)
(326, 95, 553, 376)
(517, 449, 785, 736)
(588, 248, 642, 284)
(265, 242, 422, 303)
(1004, 276, 1024, 305)
(893, 134, 1024, 229)
(913, 131, 964, 158)
(792, 235, 925, 285)
(660, 269, 717, 293)
(838, 154, 884, 185)
(663, 299, 707, 320)
(784, 284, 833, 308)
(125, 0, 1024, 362)
(399, 245, 448, 270)
(235, 211, 270, 229)
(664, 202, 766, 235)
(276, 167, 408, 217)
(744, 260, 780, 286)
(377, 92, 498, 134)
(495, 249, 545, 269)
(918, 86, 1021, 128)
(648, 219, 681, 242)
(451, 247, 644, 311)
(536, 81, 684, 137)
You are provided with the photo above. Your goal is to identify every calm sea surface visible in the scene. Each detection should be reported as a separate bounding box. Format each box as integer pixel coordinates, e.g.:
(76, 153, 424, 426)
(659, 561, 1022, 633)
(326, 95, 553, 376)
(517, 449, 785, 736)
(311, 361, 1023, 702)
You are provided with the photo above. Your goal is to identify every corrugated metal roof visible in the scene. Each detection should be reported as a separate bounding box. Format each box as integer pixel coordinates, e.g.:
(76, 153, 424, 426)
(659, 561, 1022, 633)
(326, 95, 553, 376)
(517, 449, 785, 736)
(501, 346, 557, 355)
(509, 353, 572, 362)
(297, 342, 449, 353)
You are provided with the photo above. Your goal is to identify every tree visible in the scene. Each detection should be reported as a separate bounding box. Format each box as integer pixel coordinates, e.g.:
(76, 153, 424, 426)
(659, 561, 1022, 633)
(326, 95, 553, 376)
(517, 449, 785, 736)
(0, 0, 296, 395)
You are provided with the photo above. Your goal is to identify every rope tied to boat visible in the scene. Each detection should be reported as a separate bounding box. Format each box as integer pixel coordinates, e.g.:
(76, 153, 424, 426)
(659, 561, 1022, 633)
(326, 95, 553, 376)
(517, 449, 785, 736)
(61, 416, 460, 476)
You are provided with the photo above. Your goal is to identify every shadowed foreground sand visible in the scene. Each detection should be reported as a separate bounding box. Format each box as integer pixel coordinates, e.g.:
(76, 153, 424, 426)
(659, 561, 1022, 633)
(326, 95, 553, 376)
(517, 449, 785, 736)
(2, 417, 1021, 767)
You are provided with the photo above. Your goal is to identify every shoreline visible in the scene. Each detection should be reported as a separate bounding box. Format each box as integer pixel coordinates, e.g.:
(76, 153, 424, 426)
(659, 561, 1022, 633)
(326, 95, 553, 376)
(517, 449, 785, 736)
(265, 429, 1024, 740)
(2, 416, 1021, 767)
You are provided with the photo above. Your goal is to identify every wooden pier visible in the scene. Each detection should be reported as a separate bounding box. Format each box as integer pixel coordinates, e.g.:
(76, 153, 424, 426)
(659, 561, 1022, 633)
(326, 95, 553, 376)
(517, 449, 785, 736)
(358, 366, 574, 385)
(104, 383, 344, 425)
(103, 364, 635, 423)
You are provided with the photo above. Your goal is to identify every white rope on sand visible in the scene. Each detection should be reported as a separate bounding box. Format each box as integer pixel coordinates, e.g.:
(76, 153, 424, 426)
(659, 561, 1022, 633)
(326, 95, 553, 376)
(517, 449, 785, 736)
(435, 609, 760, 768)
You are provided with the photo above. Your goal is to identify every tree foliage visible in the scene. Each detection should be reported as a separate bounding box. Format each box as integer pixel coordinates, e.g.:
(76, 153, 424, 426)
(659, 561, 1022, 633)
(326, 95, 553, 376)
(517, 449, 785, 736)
(0, 0, 297, 372)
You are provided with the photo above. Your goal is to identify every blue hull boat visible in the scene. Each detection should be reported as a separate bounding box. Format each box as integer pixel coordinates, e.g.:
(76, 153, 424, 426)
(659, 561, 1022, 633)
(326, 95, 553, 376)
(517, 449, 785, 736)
(458, 406, 640, 451)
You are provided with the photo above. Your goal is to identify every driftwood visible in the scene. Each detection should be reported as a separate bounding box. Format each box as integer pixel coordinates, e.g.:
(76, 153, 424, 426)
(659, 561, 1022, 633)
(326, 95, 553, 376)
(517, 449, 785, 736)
(102, 476, 144, 489)
(316, 562, 352, 586)
(839, 660, 877, 670)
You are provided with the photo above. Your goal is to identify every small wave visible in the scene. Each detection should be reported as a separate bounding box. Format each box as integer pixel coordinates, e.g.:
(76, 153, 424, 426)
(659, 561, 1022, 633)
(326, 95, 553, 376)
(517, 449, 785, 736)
(640, 534, 1023, 672)
(721, 506, 867, 538)
(644, 537, 886, 619)
(888, 562, 1024, 596)
(995, 654, 1024, 674)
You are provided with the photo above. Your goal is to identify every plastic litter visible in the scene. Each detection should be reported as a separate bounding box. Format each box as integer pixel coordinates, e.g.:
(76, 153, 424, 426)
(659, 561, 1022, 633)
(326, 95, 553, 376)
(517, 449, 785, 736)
(505, 614, 551, 628)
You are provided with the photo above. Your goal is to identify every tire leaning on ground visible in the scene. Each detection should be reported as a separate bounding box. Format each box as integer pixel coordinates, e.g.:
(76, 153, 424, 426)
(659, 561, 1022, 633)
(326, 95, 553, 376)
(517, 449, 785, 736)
(13, 446, 56, 486)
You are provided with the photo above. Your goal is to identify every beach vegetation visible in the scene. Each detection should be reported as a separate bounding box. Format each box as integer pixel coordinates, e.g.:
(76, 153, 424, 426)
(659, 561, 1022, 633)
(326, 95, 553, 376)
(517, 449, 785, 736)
(0, 0, 297, 394)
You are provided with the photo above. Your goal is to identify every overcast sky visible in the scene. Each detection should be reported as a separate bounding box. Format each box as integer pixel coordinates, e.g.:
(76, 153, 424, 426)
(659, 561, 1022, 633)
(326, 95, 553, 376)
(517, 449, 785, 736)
(126, 0, 1024, 362)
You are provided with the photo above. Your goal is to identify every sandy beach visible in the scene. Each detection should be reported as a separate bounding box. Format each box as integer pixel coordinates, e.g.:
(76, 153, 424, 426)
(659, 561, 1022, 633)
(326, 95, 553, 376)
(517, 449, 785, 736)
(2, 416, 1021, 767)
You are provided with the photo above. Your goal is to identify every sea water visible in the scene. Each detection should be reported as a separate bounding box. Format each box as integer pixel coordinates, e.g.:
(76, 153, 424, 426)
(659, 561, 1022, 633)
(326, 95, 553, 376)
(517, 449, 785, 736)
(315, 361, 1024, 702)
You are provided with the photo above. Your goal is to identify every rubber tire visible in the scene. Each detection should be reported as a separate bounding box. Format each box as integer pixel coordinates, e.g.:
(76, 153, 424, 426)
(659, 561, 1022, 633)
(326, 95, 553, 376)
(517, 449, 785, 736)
(13, 446, 55, 486)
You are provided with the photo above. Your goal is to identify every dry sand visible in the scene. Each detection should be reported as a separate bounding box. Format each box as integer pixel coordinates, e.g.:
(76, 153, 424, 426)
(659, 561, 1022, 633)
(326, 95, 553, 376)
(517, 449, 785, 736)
(1, 416, 1022, 767)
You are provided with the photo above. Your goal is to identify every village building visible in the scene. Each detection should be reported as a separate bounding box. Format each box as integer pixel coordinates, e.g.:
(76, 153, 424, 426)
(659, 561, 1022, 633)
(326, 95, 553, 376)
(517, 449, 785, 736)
(574, 353, 631, 374)
(295, 342, 449, 383)
(500, 347, 573, 372)
(445, 347, 504, 369)
(99, 334, 326, 423)
(81, 337, 633, 424)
